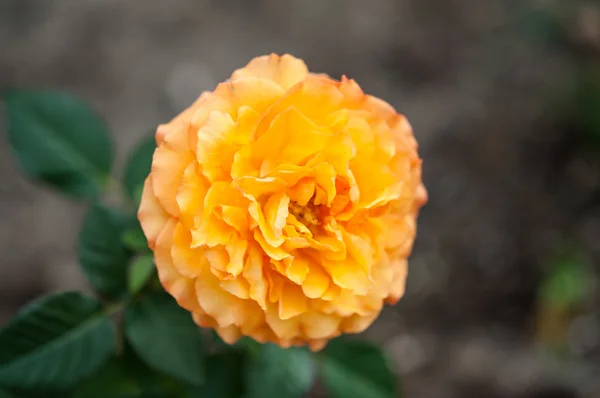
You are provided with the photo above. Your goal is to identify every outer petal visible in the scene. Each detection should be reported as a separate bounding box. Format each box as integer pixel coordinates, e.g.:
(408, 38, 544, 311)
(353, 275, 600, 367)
(138, 176, 169, 249)
(231, 53, 309, 91)
(151, 143, 194, 216)
(154, 218, 202, 314)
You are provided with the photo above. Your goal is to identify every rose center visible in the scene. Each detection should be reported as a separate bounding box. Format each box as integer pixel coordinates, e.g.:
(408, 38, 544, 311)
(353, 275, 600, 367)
(289, 201, 323, 229)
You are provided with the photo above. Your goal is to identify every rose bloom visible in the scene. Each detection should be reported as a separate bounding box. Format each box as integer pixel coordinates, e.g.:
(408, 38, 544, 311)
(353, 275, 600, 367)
(138, 54, 426, 351)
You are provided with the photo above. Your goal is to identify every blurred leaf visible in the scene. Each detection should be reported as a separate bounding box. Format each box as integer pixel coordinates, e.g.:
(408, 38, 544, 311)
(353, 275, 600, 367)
(320, 338, 398, 398)
(0, 390, 12, 398)
(246, 344, 315, 398)
(539, 257, 589, 311)
(0, 292, 116, 389)
(2, 89, 113, 198)
(2, 389, 66, 398)
(73, 356, 141, 398)
(125, 292, 205, 386)
(518, 7, 564, 47)
(74, 347, 188, 398)
(123, 134, 156, 202)
(574, 65, 600, 146)
(121, 224, 149, 253)
(189, 351, 246, 398)
(78, 201, 133, 298)
(128, 255, 155, 295)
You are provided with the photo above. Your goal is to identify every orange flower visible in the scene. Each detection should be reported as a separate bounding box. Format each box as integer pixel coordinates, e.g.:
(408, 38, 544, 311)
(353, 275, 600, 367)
(138, 54, 427, 351)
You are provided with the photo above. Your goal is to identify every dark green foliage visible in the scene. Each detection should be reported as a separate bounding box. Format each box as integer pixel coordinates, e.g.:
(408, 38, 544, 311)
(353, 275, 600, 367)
(0, 292, 116, 389)
(3, 89, 113, 198)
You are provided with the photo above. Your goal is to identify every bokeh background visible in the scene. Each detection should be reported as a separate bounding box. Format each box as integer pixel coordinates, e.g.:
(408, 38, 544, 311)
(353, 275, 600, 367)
(1, 1, 599, 397)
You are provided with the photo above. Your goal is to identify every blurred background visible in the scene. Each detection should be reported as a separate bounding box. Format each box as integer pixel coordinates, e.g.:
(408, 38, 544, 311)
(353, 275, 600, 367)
(1, 0, 599, 397)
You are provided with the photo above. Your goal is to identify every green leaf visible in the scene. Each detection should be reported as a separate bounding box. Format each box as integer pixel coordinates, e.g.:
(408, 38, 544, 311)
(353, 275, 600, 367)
(121, 224, 149, 252)
(246, 344, 315, 398)
(2, 389, 66, 398)
(518, 7, 564, 48)
(539, 258, 589, 311)
(78, 201, 133, 298)
(574, 66, 600, 146)
(0, 389, 13, 398)
(0, 292, 116, 389)
(123, 134, 156, 201)
(189, 352, 246, 398)
(2, 89, 113, 198)
(125, 293, 205, 386)
(73, 356, 141, 398)
(128, 255, 155, 295)
(75, 347, 189, 398)
(320, 339, 398, 398)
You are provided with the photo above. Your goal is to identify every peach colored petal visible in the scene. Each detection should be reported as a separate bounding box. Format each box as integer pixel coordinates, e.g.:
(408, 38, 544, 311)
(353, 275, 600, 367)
(264, 192, 290, 241)
(156, 91, 210, 146)
(225, 237, 248, 277)
(216, 325, 243, 344)
(196, 111, 238, 182)
(278, 283, 308, 320)
(151, 144, 194, 216)
(231, 53, 309, 91)
(221, 277, 251, 299)
(301, 311, 341, 339)
(243, 244, 268, 310)
(340, 311, 380, 334)
(138, 176, 169, 249)
(171, 221, 205, 278)
(265, 304, 301, 339)
(154, 218, 202, 314)
(221, 205, 249, 236)
(248, 199, 285, 247)
(321, 258, 371, 296)
(301, 264, 331, 299)
(249, 106, 332, 176)
(190, 216, 233, 248)
(287, 179, 315, 206)
(195, 267, 247, 328)
(283, 256, 310, 285)
(230, 77, 285, 114)
(176, 162, 209, 229)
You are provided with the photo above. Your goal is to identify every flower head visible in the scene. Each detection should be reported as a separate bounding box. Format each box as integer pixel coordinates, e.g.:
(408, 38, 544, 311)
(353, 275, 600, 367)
(138, 54, 427, 350)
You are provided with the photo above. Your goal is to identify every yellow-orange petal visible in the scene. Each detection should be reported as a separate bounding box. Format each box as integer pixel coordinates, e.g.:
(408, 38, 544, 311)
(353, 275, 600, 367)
(301, 311, 341, 339)
(221, 277, 251, 299)
(138, 176, 169, 249)
(301, 264, 331, 299)
(216, 325, 243, 344)
(157, 91, 210, 146)
(278, 283, 308, 320)
(171, 221, 206, 278)
(321, 258, 371, 296)
(176, 162, 209, 229)
(225, 236, 248, 277)
(151, 144, 194, 216)
(265, 304, 300, 339)
(264, 192, 290, 241)
(230, 77, 285, 114)
(195, 267, 247, 328)
(245, 106, 332, 176)
(231, 53, 309, 91)
(196, 111, 238, 182)
(154, 218, 202, 314)
(243, 244, 268, 310)
(386, 258, 408, 304)
(284, 256, 310, 285)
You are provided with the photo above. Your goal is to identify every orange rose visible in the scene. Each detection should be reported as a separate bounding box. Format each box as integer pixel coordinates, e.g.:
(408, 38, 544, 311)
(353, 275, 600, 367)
(138, 54, 426, 351)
